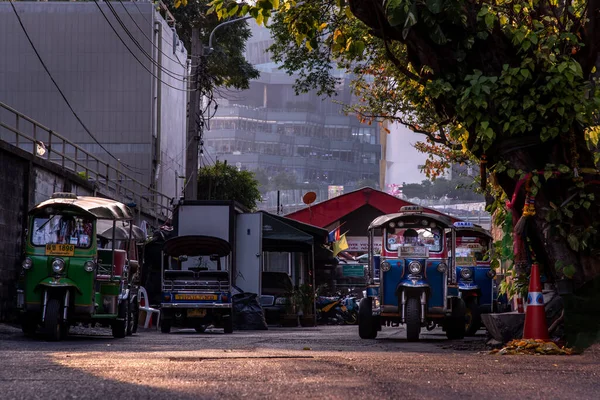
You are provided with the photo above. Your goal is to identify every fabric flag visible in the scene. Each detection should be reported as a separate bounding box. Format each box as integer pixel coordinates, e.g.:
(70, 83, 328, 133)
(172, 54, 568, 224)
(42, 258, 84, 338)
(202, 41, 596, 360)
(328, 226, 340, 243)
(333, 233, 349, 257)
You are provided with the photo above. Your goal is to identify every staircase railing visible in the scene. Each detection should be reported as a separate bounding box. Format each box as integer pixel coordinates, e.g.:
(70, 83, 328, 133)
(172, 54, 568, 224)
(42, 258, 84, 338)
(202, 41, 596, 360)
(0, 101, 172, 220)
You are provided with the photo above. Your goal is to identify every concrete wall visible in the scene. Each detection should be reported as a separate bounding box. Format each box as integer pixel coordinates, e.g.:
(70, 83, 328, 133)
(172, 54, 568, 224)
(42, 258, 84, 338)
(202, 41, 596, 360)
(0, 2, 187, 199)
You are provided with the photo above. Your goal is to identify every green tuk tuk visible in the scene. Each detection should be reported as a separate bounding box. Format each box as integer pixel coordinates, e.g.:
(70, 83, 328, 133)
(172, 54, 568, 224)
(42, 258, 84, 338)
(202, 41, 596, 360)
(17, 192, 141, 340)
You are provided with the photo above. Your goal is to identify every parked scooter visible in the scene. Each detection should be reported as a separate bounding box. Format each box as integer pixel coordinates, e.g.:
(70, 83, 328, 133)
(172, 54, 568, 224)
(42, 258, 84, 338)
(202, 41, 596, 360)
(316, 294, 358, 325)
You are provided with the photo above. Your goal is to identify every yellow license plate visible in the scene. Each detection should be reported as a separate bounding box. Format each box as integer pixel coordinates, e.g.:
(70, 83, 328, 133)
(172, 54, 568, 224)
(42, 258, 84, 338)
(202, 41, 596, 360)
(174, 294, 218, 301)
(187, 309, 207, 318)
(45, 244, 75, 256)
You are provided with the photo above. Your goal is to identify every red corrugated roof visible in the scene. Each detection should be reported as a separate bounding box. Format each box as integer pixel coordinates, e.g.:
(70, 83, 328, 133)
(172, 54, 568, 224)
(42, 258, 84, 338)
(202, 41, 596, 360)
(285, 187, 454, 227)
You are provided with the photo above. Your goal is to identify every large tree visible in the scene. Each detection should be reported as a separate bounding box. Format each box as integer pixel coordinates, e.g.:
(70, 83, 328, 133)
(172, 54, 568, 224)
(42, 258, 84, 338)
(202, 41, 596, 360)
(210, 0, 600, 343)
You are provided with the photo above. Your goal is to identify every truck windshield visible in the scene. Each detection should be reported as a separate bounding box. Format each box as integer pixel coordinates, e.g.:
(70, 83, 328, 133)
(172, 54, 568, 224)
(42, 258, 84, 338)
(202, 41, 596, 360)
(32, 215, 94, 248)
(386, 227, 443, 253)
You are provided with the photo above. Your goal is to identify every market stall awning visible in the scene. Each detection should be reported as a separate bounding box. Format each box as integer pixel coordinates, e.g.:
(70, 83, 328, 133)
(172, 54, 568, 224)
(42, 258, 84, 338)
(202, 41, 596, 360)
(261, 212, 315, 252)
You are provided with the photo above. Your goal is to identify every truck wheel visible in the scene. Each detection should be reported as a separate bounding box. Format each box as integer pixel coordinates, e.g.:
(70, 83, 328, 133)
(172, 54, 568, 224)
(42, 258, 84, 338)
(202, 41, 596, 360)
(358, 298, 377, 339)
(160, 318, 171, 334)
(445, 297, 466, 340)
(112, 301, 128, 338)
(223, 315, 233, 334)
(405, 297, 421, 342)
(465, 299, 481, 336)
(45, 298, 62, 342)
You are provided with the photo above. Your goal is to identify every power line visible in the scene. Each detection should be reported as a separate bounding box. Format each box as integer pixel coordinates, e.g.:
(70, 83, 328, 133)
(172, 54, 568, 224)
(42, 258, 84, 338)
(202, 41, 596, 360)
(92, 0, 195, 92)
(106, 1, 192, 81)
(103, 0, 191, 81)
(117, 0, 192, 69)
(8, 0, 143, 174)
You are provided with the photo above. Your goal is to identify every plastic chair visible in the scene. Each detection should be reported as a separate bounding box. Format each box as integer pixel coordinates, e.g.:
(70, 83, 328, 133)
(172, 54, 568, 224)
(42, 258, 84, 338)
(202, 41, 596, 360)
(138, 286, 160, 329)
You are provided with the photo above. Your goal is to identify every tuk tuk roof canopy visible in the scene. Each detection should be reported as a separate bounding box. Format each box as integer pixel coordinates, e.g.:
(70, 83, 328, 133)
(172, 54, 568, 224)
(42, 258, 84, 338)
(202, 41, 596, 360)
(30, 196, 133, 221)
(163, 235, 232, 257)
(368, 211, 455, 230)
(454, 225, 492, 238)
(96, 220, 146, 241)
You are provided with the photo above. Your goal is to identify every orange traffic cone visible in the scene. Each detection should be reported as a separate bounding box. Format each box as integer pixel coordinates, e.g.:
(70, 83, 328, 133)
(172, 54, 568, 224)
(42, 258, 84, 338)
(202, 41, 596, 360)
(522, 263, 549, 340)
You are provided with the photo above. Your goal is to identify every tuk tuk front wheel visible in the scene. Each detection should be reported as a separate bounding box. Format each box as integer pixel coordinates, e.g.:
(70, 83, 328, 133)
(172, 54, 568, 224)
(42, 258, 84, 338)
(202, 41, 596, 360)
(111, 300, 128, 339)
(44, 298, 62, 342)
(358, 298, 377, 339)
(405, 297, 421, 342)
(465, 299, 481, 336)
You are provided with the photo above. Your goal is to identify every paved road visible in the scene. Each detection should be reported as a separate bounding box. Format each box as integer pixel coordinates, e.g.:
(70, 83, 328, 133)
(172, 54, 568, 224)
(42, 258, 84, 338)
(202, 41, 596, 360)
(1, 323, 598, 399)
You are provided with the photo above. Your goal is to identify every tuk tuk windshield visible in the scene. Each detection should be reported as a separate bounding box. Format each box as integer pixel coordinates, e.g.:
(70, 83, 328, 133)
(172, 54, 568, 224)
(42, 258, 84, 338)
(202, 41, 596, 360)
(31, 215, 94, 248)
(453, 237, 490, 264)
(386, 227, 443, 253)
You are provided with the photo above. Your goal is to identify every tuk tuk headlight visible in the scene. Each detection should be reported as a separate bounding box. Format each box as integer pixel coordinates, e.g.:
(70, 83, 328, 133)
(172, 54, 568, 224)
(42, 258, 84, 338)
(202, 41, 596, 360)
(380, 261, 391, 272)
(437, 262, 447, 274)
(52, 258, 65, 273)
(460, 268, 473, 279)
(408, 261, 422, 274)
(84, 261, 96, 272)
(487, 269, 496, 279)
(22, 257, 33, 270)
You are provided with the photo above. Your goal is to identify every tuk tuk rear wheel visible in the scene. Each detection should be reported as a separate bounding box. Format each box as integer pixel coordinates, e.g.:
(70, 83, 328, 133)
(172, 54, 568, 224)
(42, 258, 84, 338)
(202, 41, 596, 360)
(405, 297, 421, 342)
(445, 297, 466, 340)
(111, 301, 128, 339)
(358, 298, 377, 339)
(45, 298, 62, 342)
(126, 300, 135, 336)
(465, 299, 481, 336)
(21, 315, 37, 337)
(131, 300, 140, 334)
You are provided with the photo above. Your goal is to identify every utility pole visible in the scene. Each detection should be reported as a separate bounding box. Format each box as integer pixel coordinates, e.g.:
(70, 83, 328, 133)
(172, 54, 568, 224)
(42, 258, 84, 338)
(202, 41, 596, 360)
(185, 27, 200, 200)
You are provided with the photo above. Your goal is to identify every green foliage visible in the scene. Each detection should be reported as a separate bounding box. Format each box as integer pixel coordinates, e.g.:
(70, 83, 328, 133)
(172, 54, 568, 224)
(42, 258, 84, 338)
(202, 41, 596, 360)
(209, 0, 600, 285)
(167, 0, 259, 91)
(197, 161, 263, 210)
(401, 176, 483, 200)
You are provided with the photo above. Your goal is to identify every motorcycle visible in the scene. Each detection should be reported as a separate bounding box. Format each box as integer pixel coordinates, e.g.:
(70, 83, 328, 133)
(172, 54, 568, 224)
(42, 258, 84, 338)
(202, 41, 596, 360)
(316, 294, 358, 325)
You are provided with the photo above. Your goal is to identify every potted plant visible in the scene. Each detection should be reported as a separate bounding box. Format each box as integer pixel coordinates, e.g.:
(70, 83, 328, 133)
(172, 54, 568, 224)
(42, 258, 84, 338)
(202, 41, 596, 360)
(297, 284, 316, 327)
(281, 289, 299, 327)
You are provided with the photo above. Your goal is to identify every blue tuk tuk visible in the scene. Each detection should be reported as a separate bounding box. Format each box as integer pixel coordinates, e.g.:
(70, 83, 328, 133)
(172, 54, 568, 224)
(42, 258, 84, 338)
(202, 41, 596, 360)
(359, 206, 466, 341)
(452, 222, 495, 336)
(159, 235, 233, 334)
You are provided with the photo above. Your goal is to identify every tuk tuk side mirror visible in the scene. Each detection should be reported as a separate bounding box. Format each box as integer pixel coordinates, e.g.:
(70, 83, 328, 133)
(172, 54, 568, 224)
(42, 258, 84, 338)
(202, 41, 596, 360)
(179, 255, 188, 262)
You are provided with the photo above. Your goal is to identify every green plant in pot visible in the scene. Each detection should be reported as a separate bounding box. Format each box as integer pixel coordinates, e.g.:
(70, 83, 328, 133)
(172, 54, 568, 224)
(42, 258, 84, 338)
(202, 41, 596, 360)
(296, 284, 315, 327)
(281, 289, 299, 327)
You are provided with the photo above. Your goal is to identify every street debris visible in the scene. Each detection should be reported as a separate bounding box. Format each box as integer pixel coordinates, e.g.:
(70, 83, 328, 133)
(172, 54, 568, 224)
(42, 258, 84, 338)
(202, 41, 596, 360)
(489, 339, 573, 355)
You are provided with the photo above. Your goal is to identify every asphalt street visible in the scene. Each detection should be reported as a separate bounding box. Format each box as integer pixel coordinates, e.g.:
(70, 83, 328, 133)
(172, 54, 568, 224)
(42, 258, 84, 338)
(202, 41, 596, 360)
(0, 323, 598, 400)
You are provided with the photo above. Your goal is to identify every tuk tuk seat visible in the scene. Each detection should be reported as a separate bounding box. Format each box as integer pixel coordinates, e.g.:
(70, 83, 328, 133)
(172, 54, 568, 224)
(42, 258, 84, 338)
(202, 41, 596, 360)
(97, 249, 127, 279)
(164, 270, 195, 280)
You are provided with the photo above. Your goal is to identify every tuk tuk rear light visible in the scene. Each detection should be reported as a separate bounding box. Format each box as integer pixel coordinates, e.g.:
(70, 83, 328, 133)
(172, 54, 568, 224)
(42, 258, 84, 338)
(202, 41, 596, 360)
(163, 294, 171, 302)
(408, 261, 422, 274)
(221, 293, 229, 302)
(22, 257, 33, 270)
(460, 268, 473, 279)
(84, 261, 96, 272)
(437, 262, 447, 273)
(52, 258, 65, 273)
(380, 261, 391, 272)
(487, 269, 496, 279)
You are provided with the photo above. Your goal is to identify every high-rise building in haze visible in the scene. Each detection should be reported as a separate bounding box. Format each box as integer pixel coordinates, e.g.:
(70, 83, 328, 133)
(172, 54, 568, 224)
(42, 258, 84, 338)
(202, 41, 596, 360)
(204, 23, 381, 190)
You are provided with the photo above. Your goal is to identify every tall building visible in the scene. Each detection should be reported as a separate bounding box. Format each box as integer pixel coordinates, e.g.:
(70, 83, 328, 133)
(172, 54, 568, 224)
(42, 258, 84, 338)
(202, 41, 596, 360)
(0, 1, 188, 200)
(204, 23, 381, 191)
